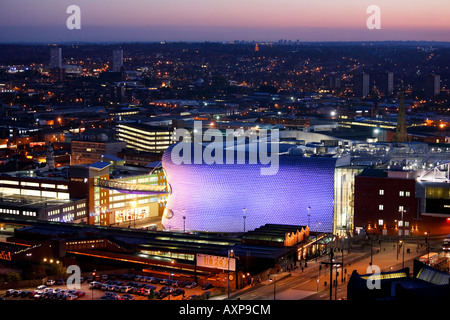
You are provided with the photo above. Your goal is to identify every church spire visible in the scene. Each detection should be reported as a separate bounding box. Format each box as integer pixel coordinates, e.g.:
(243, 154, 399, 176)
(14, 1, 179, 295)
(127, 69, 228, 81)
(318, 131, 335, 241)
(394, 88, 407, 143)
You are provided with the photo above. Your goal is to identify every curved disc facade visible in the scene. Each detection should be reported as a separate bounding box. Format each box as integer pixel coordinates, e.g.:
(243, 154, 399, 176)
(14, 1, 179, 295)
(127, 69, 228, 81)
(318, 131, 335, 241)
(161, 142, 337, 233)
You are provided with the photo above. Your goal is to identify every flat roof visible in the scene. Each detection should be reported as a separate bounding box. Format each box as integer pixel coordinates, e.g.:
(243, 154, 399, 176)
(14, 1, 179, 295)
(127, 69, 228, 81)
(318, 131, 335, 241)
(0, 194, 75, 210)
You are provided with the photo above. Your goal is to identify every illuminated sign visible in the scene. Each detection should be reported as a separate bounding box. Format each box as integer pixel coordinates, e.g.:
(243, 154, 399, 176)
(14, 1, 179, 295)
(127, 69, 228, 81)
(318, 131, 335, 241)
(0, 250, 11, 261)
(196, 254, 235, 271)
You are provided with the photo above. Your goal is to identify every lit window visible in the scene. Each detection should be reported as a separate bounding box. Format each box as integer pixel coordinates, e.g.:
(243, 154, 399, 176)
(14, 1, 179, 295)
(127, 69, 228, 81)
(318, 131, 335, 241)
(399, 191, 404, 197)
(379, 205, 384, 211)
(379, 189, 384, 195)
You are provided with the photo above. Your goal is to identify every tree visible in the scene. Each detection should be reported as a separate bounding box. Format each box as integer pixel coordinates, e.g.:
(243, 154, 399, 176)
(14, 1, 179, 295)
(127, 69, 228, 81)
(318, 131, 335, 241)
(5, 272, 21, 282)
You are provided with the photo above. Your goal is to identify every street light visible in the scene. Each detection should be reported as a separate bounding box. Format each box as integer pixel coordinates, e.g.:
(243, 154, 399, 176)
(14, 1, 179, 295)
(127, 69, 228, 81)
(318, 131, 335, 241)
(182, 208, 186, 233)
(400, 209, 405, 269)
(91, 270, 96, 300)
(243, 208, 247, 233)
(269, 277, 276, 300)
(307, 206, 311, 228)
(131, 200, 137, 228)
(26, 253, 32, 287)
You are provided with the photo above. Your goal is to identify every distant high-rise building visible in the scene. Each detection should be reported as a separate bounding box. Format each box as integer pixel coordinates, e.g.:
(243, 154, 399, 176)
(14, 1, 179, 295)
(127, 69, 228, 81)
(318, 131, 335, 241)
(327, 74, 341, 90)
(354, 73, 370, 98)
(424, 74, 440, 99)
(112, 49, 124, 72)
(375, 72, 394, 96)
(50, 47, 62, 69)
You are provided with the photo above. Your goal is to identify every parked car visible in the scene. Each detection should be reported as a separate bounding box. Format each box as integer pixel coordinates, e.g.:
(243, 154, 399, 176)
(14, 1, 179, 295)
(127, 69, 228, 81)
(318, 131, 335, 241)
(120, 286, 132, 293)
(56, 279, 64, 285)
(185, 282, 197, 289)
(201, 283, 213, 290)
(186, 294, 200, 300)
(5, 289, 15, 296)
(149, 277, 160, 284)
(101, 274, 108, 280)
(104, 292, 120, 298)
(66, 294, 78, 300)
(46, 280, 55, 286)
(171, 288, 185, 297)
(121, 294, 135, 300)
(12, 290, 22, 297)
(37, 285, 46, 290)
(155, 291, 168, 300)
(75, 291, 85, 298)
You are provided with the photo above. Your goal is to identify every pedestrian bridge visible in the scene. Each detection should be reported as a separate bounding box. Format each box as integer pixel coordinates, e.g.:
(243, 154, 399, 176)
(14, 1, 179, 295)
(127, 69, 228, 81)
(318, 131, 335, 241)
(418, 162, 450, 183)
(96, 178, 170, 195)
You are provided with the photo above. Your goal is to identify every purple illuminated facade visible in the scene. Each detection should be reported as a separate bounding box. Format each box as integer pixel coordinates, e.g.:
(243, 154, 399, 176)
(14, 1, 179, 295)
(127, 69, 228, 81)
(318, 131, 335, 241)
(161, 142, 337, 233)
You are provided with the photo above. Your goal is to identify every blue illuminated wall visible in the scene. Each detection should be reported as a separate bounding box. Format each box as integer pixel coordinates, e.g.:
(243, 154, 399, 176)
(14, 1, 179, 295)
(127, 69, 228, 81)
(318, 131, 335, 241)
(161, 142, 337, 233)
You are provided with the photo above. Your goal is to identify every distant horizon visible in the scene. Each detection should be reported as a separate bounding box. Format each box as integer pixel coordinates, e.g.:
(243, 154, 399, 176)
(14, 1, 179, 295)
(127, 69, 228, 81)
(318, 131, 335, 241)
(2, 39, 450, 45)
(1, 26, 450, 43)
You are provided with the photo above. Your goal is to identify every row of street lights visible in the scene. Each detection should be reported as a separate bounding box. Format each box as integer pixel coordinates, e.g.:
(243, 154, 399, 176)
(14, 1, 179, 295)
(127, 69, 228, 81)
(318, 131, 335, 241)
(179, 208, 248, 233)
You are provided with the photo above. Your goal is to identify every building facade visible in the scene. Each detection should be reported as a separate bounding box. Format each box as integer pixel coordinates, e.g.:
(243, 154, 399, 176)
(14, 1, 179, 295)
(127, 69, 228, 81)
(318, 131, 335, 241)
(71, 139, 126, 165)
(116, 123, 173, 153)
(354, 169, 419, 236)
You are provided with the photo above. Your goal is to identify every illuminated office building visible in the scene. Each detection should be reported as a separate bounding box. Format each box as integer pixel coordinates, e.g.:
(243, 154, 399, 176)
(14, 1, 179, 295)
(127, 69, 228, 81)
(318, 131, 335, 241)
(116, 123, 173, 153)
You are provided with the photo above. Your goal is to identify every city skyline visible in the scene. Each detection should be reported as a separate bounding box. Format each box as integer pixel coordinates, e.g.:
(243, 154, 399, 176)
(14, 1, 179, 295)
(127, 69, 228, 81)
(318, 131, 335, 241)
(1, 0, 450, 43)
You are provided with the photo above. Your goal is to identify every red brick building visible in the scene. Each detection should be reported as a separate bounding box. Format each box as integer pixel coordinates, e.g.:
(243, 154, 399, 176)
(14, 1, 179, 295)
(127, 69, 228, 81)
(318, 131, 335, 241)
(354, 169, 420, 236)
